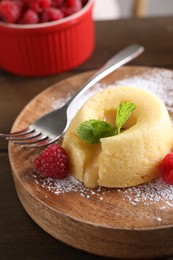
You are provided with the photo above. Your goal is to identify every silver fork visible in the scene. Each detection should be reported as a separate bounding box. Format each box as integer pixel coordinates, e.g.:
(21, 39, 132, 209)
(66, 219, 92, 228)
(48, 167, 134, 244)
(0, 44, 144, 148)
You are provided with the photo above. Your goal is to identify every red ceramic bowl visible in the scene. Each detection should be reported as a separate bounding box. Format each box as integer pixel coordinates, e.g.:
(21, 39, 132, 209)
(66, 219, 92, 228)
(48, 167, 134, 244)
(0, 0, 95, 77)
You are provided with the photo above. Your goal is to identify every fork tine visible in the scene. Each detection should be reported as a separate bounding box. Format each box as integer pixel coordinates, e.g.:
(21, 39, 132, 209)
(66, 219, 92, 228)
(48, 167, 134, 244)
(13, 135, 48, 146)
(22, 136, 60, 148)
(21, 138, 54, 148)
(22, 134, 63, 148)
(0, 127, 33, 138)
(7, 131, 40, 141)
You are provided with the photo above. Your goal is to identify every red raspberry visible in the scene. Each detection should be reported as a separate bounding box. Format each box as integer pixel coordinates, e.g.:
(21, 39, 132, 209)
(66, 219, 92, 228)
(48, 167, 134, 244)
(41, 7, 64, 22)
(39, 0, 52, 9)
(34, 144, 69, 179)
(51, 0, 64, 8)
(61, 0, 82, 17)
(0, 0, 22, 23)
(30, 0, 51, 13)
(159, 153, 173, 184)
(21, 9, 39, 24)
(23, 0, 51, 12)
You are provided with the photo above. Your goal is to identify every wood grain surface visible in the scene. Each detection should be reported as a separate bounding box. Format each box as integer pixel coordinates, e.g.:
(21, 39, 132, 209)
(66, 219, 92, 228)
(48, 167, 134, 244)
(8, 67, 173, 259)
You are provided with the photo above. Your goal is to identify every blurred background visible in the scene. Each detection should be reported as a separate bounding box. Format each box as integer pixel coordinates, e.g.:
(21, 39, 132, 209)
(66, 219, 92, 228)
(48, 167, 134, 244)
(93, 0, 173, 20)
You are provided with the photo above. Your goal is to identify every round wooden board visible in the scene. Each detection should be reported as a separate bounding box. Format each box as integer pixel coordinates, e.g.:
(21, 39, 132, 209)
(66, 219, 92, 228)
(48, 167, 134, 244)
(9, 66, 173, 259)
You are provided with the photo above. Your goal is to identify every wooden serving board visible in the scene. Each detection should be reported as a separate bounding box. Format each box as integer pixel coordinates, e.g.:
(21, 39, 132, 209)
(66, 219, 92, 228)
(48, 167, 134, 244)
(9, 66, 173, 259)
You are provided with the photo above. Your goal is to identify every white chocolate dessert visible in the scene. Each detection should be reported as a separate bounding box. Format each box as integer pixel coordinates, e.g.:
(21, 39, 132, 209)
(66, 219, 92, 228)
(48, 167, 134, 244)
(62, 87, 173, 188)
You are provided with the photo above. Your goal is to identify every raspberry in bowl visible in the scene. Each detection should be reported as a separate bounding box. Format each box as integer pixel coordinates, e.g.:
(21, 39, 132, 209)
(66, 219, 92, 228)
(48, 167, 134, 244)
(0, 0, 95, 76)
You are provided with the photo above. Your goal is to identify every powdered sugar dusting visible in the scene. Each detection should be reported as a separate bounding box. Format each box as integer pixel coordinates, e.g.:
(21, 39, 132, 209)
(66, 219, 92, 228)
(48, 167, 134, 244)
(114, 68, 173, 116)
(34, 172, 173, 210)
(34, 68, 173, 212)
(123, 178, 173, 209)
(34, 174, 103, 199)
(51, 68, 173, 120)
(51, 92, 72, 110)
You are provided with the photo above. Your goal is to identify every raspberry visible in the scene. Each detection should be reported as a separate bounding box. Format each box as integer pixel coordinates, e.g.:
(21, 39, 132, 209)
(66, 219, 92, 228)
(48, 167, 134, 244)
(0, 0, 86, 24)
(34, 144, 69, 179)
(51, 0, 64, 8)
(61, 0, 82, 17)
(39, 0, 52, 9)
(41, 7, 64, 22)
(23, 0, 51, 12)
(159, 153, 173, 184)
(21, 9, 39, 24)
(0, 0, 22, 23)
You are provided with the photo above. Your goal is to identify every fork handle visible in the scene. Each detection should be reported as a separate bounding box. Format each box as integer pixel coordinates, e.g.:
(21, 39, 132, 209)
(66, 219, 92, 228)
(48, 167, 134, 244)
(67, 44, 144, 108)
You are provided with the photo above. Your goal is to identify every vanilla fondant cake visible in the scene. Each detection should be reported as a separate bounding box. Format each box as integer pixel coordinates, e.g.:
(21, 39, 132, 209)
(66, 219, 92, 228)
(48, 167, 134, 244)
(62, 87, 173, 188)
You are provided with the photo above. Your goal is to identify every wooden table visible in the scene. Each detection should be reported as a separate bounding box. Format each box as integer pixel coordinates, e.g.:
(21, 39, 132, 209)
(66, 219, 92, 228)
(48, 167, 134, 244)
(1, 17, 173, 259)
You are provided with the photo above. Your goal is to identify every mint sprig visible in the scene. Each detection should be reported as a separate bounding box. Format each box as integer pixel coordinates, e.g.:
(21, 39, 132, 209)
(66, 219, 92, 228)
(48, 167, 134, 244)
(77, 102, 136, 144)
(77, 120, 116, 144)
(116, 102, 136, 134)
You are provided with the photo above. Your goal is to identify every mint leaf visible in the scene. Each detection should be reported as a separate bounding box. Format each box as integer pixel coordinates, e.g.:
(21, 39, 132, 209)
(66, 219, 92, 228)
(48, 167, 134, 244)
(116, 102, 136, 134)
(77, 102, 136, 144)
(77, 119, 116, 144)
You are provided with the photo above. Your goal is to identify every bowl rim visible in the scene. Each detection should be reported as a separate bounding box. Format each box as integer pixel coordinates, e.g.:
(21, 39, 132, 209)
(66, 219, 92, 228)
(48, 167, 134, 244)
(0, 0, 94, 29)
